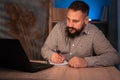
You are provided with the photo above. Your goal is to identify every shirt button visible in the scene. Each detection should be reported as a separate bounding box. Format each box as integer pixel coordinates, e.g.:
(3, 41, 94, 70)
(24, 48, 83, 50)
(70, 52, 72, 55)
(72, 44, 74, 46)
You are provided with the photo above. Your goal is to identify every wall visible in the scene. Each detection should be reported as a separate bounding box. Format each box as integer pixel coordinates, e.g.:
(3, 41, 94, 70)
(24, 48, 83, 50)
(117, 0, 120, 69)
(108, 0, 118, 50)
(0, 0, 49, 60)
(53, 0, 110, 21)
(117, 0, 120, 53)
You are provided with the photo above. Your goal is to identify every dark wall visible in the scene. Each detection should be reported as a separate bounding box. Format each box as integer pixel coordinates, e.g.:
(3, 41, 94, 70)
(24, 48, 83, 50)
(0, 0, 49, 60)
(108, 0, 118, 50)
(118, 0, 120, 53)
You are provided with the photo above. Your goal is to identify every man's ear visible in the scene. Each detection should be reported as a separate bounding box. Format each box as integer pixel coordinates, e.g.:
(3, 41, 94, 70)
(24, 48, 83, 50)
(85, 16, 89, 24)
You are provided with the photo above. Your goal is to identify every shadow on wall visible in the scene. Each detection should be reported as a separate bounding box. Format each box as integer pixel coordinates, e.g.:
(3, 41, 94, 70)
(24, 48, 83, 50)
(0, 0, 49, 60)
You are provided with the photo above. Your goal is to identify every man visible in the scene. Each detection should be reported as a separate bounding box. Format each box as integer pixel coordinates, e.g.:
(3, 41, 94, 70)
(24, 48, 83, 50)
(41, 1, 120, 68)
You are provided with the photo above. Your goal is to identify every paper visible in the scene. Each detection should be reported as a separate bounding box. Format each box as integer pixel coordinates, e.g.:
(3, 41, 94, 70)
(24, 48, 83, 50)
(48, 60, 68, 66)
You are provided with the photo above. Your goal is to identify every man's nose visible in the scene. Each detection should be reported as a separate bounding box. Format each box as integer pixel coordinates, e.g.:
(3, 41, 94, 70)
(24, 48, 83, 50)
(68, 21, 74, 27)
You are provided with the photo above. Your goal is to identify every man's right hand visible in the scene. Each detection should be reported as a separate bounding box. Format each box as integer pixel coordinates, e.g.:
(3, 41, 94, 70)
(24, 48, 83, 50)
(50, 53, 65, 63)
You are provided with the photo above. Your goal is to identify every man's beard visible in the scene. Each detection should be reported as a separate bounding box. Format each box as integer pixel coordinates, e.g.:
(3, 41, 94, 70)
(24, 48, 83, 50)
(65, 26, 84, 39)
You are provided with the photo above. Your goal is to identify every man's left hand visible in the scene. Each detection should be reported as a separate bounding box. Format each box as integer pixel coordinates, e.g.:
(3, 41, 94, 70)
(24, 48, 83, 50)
(68, 56, 87, 68)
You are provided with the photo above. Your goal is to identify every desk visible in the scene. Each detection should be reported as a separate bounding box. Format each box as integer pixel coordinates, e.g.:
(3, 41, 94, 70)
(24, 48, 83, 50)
(0, 66, 120, 80)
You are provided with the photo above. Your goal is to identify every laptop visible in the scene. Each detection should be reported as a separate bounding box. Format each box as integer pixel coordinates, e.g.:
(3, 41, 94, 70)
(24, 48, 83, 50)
(0, 39, 53, 72)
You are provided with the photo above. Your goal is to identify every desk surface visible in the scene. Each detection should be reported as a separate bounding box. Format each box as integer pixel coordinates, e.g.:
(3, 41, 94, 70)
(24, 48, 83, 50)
(0, 66, 120, 80)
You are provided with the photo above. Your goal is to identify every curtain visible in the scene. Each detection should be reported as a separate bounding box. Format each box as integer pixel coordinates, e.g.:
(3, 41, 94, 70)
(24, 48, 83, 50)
(108, 0, 118, 49)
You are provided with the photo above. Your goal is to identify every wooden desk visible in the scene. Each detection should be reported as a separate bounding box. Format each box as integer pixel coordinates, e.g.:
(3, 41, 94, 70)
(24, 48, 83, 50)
(0, 66, 120, 80)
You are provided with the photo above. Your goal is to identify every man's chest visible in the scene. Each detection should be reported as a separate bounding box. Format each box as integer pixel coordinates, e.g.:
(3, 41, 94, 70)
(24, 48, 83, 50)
(57, 35, 93, 58)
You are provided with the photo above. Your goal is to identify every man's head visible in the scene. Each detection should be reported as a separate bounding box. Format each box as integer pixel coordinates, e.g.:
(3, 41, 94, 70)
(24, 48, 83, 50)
(66, 1, 89, 38)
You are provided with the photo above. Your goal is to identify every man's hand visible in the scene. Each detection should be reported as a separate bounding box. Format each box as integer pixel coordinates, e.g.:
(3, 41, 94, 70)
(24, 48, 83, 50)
(50, 53, 65, 63)
(68, 57, 87, 68)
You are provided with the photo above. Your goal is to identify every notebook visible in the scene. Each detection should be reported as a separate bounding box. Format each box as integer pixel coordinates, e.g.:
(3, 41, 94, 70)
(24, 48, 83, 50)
(0, 39, 53, 72)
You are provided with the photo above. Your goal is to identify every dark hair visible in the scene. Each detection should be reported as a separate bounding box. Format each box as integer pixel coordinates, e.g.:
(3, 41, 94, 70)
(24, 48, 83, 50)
(68, 1, 89, 15)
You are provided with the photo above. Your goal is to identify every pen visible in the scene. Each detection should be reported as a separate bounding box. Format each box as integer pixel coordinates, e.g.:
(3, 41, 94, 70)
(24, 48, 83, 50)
(56, 49, 66, 61)
(56, 49, 63, 57)
(56, 49, 61, 54)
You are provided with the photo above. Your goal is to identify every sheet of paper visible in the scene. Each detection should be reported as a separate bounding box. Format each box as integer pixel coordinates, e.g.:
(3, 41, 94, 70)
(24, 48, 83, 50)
(48, 60, 68, 66)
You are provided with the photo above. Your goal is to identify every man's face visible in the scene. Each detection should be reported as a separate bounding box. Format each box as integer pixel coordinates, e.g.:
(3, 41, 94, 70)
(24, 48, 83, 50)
(66, 9, 88, 37)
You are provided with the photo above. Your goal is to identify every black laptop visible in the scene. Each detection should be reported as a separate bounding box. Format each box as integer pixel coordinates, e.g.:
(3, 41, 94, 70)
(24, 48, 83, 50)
(0, 39, 53, 72)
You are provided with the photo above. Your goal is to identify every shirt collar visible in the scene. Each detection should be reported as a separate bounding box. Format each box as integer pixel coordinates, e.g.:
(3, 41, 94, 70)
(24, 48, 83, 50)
(81, 23, 90, 35)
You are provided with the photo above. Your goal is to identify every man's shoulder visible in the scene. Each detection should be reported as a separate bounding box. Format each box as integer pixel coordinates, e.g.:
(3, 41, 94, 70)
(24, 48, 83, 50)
(50, 21, 66, 34)
(55, 21, 66, 27)
(53, 21, 66, 30)
(87, 23, 100, 31)
(85, 23, 101, 35)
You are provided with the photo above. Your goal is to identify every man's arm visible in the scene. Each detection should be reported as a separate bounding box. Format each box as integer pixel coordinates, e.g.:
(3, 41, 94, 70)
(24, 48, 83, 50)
(41, 22, 65, 63)
(41, 24, 59, 60)
(85, 30, 120, 67)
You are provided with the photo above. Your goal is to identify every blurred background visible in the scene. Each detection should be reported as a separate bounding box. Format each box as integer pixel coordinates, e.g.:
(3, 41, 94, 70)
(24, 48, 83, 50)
(0, 0, 120, 70)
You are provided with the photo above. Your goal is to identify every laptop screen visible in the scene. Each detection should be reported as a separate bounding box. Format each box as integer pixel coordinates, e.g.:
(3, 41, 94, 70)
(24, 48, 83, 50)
(0, 39, 33, 69)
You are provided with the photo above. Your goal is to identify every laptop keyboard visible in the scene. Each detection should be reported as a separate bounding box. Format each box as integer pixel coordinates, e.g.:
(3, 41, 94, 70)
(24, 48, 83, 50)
(31, 62, 53, 69)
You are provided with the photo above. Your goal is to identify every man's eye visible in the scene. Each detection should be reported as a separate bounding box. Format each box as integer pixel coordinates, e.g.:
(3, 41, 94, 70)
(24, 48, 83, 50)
(73, 20, 79, 23)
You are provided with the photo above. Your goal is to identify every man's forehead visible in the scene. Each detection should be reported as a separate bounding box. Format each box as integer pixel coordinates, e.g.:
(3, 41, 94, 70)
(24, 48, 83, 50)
(67, 9, 86, 19)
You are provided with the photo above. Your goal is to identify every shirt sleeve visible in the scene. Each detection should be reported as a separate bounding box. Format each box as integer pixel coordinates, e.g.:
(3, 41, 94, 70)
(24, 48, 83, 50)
(85, 29, 120, 67)
(41, 23, 60, 60)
